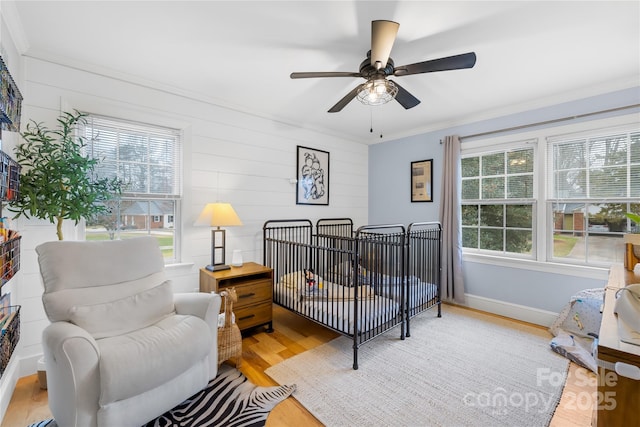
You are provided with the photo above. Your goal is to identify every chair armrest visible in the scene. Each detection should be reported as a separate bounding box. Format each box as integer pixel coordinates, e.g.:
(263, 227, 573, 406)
(43, 322, 101, 427)
(174, 292, 223, 378)
(174, 292, 222, 323)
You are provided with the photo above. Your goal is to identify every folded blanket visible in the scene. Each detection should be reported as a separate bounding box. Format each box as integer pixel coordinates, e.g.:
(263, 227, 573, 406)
(281, 270, 327, 288)
(281, 269, 375, 301)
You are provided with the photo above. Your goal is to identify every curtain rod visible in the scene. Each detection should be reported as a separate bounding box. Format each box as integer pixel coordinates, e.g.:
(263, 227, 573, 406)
(439, 104, 640, 143)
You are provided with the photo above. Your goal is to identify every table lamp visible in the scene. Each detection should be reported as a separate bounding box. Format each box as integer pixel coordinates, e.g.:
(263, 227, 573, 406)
(195, 202, 243, 271)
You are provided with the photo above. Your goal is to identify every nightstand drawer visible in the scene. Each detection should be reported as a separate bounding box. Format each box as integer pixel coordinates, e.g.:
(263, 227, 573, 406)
(234, 279, 272, 309)
(235, 301, 272, 331)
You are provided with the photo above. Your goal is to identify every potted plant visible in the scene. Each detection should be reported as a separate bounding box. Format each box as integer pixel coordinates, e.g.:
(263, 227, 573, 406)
(8, 110, 121, 240)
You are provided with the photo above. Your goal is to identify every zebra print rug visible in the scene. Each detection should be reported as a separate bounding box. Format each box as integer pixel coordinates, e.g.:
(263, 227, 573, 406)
(28, 364, 295, 427)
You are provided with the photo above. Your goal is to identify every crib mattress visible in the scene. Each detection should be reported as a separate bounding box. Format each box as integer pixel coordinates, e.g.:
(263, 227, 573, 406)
(274, 277, 400, 335)
(367, 274, 439, 307)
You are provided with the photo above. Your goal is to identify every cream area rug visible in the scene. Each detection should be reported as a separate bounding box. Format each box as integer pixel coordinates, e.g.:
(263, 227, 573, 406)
(265, 305, 568, 427)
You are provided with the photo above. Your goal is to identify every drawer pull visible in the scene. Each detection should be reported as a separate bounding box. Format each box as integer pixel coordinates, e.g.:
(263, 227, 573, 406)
(615, 362, 640, 380)
(239, 293, 255, 299)
(239, 314, 255, 321)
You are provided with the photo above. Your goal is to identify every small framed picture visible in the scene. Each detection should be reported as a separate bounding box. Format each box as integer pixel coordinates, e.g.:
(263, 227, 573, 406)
(411, 159, 433, 202)
(296, 146, 329, 205)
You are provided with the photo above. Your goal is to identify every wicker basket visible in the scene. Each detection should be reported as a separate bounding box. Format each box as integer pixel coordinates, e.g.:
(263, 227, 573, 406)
(218, 288, 242, 367)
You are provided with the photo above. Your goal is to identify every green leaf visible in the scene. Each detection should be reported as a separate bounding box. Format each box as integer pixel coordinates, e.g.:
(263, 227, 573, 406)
(8, 110, 122, 240)
(626, 212, 640, 227)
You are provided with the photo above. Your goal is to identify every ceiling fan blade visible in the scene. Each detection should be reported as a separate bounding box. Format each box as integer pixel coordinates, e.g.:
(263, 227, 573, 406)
(370, 20, 399, 69)
(394, 52, 477, 76)
(290, 71, 361, 79)
(390, 80, 420, 109)
(328, 84, 365, 113)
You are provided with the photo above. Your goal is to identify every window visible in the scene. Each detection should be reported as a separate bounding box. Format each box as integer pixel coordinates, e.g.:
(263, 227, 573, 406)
(461, 142, 536, 257)
(547, 127, 640, 265)
(81, 115, 182, 263)
(461, 117, 640, 269)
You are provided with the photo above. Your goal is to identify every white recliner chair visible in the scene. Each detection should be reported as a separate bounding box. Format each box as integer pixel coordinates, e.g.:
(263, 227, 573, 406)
(36, 237, 222, 427)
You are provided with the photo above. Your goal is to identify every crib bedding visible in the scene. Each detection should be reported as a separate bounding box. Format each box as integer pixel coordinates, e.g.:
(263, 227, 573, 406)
(322, 263, 438, 305)
(275, 271, 400, 334)
(366, 273, 437, 296)
(280, 268, 437, 302)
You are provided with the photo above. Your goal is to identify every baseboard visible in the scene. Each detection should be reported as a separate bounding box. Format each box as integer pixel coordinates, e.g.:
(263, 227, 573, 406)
(19, 353, 42, 377)
(0, 354, 20, 426)
(462, 293, 559, 327)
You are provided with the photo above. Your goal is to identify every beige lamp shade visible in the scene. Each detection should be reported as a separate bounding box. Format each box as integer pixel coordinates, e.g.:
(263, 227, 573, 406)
(195, 203, 243, 227)
(195, 203, 243, 270)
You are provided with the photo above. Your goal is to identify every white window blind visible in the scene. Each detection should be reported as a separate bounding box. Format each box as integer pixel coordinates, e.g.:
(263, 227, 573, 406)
(80, 114, 182, 263)
(82, 115, 182, 198)
(546, 124, 640, 265)
(548, 127, 640, 201)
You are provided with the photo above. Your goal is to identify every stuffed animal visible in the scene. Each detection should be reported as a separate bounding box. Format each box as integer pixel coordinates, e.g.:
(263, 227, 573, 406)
(304, 268, 316, 287)
(300, 268, 326, 298)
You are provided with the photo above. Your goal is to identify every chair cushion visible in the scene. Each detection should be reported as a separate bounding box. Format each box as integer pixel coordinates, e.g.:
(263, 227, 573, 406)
(97, 314, 213, 405)
(38, 237, 168, 323)
(37, 237, 165, 292)
(69, 280, 175, 339)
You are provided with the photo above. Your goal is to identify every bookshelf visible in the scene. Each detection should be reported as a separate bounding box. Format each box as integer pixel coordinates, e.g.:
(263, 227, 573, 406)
(0, 55, 22, 385)
(0, 151, 20, 289)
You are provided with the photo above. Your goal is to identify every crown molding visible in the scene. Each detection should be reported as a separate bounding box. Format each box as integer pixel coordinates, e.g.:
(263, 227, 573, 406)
(377, 76, 640, 144)
(1, 1, 30, 54)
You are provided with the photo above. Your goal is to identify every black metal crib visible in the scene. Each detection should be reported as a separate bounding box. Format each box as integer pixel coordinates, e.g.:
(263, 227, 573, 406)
(263, 218, 441, 369)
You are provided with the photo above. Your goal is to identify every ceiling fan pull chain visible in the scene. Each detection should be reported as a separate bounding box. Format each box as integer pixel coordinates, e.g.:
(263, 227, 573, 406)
(368, 108, 383, 138)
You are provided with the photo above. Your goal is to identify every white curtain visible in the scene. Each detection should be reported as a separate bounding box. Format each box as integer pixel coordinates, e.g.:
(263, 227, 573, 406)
(439, 135, 466, 304)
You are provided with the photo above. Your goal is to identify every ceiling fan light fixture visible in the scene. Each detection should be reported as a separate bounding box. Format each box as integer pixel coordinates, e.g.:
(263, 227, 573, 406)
(290, 20, 477, 113)
(357, 78, 398, 106)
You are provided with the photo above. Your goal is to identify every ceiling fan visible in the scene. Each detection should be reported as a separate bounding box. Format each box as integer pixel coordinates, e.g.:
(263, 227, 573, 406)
(290, 20, 477, 113)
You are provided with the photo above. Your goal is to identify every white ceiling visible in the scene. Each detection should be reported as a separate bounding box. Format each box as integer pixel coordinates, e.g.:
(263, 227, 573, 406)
(6, 1, 640, 144)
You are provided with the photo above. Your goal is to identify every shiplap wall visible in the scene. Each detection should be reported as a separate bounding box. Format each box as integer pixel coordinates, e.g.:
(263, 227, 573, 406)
(12, 56, 368, 374)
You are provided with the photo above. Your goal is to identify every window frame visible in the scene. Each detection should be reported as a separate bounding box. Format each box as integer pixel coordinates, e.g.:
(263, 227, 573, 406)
(80, 114, 183, 264)
(461, 139, 538, 259)
(546, 123, 639, 267)
(460, 113, 639, 277)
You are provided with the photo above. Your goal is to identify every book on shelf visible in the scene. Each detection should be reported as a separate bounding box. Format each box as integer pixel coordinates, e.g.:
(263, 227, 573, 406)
(0, 310, 16, 333)
(0, 293, 13, 331)
(0, 292, 9, 311)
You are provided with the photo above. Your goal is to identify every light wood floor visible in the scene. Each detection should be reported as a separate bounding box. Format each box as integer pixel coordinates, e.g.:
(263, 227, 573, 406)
(3, 305, 594, 427)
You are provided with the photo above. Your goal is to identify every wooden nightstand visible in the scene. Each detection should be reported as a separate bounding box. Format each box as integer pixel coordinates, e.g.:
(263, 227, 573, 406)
(200, 262, 273, 333)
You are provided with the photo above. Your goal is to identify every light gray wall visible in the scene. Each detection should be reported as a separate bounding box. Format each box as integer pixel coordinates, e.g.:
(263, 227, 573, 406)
(369, 87, 640, 317)
(369, 133, 442, 226)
